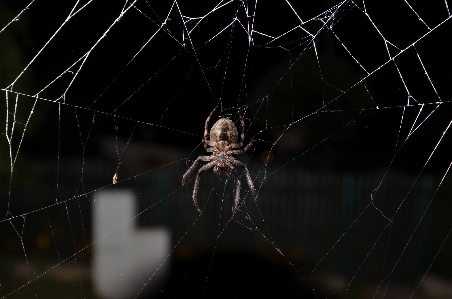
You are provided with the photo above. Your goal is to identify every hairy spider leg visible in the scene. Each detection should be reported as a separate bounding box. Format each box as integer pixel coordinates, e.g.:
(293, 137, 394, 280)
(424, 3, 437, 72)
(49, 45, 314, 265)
(203, 105, 218, 149)
(236, 110, 245, 148)
(227, 163, 242, 218)
(192, 160, 217, 213)
(231, 159, 257, 199)
(230, 137, 254, 155)
(182, 155, 214, 186)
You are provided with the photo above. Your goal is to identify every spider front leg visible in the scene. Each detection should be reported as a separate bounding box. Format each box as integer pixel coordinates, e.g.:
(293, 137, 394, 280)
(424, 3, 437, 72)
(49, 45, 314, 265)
(192, 160, 217, 213)
(231, 159, 257, 199)
(182, 156, 214, 186)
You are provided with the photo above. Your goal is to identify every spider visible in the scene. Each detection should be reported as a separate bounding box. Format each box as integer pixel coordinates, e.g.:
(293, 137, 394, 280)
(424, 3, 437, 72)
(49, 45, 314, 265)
(182, 106, 257, 217)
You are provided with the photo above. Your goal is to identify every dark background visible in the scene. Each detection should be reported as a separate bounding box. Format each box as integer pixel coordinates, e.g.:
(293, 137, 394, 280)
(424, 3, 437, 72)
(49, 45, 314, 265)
(1, 1, 451, 298)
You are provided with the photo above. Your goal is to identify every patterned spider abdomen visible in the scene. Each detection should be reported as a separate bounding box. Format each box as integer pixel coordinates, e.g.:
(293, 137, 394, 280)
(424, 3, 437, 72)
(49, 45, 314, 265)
(210, 118, 238, 144)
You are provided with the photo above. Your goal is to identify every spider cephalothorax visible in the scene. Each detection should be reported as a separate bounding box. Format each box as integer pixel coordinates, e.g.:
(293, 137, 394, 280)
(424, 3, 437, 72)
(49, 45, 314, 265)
(182, 106, 257, 217)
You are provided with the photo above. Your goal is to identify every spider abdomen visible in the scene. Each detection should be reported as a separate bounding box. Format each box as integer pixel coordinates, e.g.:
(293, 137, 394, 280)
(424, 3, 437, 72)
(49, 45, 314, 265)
(210, 118, 238, 144)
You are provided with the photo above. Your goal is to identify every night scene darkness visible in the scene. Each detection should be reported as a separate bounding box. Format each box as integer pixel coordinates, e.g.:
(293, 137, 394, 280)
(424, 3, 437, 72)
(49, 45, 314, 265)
(1, 1, 452, 298)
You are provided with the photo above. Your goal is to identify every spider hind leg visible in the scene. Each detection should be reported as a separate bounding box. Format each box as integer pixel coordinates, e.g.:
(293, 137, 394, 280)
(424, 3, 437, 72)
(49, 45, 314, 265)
(192, 160, 216, 213)
(228, 163, 242, 219)
(231, 159, 257, 200)
(182, 156, 213, 186)
(231, 178, 242, 219)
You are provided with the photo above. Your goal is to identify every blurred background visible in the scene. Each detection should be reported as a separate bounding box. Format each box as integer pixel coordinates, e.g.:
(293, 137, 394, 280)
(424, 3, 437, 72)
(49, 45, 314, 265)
(1, 0, 451, 298)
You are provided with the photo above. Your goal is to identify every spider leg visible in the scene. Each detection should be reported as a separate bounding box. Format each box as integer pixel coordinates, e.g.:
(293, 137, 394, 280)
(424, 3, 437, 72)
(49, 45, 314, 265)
(230, 137, 254, 155)
(237, 110, 245, 147)
(203, 105, 218, 150)
(192, 160, 216, 213)
(242, 137, 254, 152)
(182, 155, 214, 186)
(226, 163, 241, 218)
(231, 159, 257, 200)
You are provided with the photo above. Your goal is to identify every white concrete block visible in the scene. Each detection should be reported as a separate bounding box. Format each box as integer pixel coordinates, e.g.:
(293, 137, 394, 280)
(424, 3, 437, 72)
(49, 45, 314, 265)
(92, 189, 170, 298)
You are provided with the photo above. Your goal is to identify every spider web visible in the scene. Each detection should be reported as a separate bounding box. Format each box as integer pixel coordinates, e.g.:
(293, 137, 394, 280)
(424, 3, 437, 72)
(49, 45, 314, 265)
(1, 0, 452, 298)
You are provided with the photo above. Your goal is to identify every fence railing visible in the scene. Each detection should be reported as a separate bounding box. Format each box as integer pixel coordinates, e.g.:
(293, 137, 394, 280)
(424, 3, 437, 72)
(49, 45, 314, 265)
(2, 157, 449, 283)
